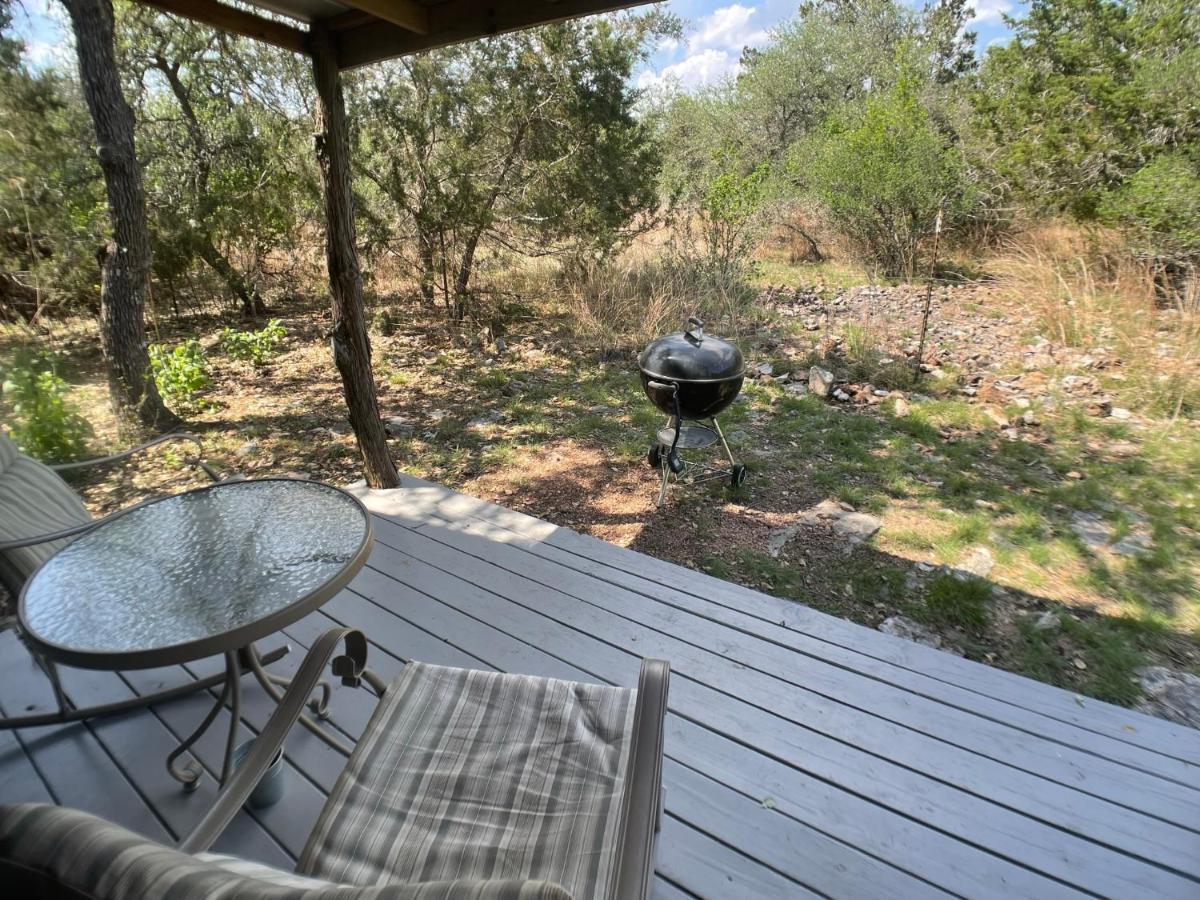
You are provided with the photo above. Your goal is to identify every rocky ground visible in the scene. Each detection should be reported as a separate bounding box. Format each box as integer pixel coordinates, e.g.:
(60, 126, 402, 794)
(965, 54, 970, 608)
(10, 275, 1199, 725)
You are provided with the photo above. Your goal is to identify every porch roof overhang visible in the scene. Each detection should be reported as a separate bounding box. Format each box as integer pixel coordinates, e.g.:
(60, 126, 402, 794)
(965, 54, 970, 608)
(134, 0, 656, 69)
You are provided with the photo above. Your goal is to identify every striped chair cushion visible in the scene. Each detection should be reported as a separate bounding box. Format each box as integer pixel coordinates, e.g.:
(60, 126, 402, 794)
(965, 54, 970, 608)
(0, 804, 571, 900)
(300, 663, 637, 900)
(0, 431, 90, 586)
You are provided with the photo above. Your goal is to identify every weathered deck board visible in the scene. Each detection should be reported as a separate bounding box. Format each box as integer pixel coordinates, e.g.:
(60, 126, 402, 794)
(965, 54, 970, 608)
(1, 478, 1197, 899)
(391, 515, 1196, 829)
(385, 478, 1200, 761)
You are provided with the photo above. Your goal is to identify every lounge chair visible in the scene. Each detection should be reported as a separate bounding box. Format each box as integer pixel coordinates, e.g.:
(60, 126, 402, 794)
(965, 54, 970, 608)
(0, 627, 670, 899)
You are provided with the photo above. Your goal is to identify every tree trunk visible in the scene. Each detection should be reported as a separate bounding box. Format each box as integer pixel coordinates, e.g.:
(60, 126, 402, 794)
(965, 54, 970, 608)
(311, 28, 399, 489)
(417, 227, 436, 306)
(194, 238, 267, 317)
(62, 0, 177, 431)
(453, 229, 482, 322)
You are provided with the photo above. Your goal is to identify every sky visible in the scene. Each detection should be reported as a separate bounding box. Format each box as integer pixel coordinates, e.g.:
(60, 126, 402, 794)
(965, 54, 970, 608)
(636, 0, 1023, 91)
(10, 0, 1022, 90)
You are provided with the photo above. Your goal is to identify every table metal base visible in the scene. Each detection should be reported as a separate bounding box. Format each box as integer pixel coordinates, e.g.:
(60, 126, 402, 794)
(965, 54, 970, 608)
(167, 643, 346, 792)
(0, 643, 290, 732)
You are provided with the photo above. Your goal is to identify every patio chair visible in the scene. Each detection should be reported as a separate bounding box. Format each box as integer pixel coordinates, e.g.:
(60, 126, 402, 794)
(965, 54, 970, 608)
(0, 627, 670, 899)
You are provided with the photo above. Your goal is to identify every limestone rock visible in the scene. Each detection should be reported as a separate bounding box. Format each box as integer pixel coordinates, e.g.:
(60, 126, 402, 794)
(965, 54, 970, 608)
(1032, 610, 1060, 631)
(956, 546, 995, 578)
(878, 616, 962, 655)
(1135, 667, 1200, 729)
(767, 524, 801, 558)
(798, 499, 882, 544)
(383, 416, 413, 438)
(809, 366, 835, 398)
(1070, 510, 1152, 557)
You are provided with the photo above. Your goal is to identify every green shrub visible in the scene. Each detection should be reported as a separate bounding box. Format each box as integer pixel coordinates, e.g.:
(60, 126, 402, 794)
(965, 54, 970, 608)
(796, 68, 977, 279)
(0, 349, 92, 463)
(219, 319, 286, 366)
(150, 339, 212, 413)
(1099, 153, 1200, 264)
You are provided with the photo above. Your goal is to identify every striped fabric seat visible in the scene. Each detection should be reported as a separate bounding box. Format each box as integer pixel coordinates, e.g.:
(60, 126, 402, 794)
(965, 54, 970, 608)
(0, 431, 91, 587)
(0, 804, 572, 899)
(299, 663, 638, 900)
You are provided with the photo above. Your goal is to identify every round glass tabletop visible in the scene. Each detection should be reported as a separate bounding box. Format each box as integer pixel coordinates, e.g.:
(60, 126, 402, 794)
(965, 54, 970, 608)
(20, 479, 372, 669)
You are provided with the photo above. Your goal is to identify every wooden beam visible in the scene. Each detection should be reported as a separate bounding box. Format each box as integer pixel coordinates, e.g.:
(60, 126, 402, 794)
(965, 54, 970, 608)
(336, 0, 429, 34)
(322, 9, 378, 31)
(135, 0, 310, 54)
(332, 0, 653, 69)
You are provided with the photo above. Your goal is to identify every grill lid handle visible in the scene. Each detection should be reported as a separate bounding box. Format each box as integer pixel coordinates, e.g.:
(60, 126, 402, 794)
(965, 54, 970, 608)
(685, 316, 705, 344)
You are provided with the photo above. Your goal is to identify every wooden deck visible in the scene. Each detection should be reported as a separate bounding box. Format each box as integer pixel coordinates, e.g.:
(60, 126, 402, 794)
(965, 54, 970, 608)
(2, 477, 1198, 897)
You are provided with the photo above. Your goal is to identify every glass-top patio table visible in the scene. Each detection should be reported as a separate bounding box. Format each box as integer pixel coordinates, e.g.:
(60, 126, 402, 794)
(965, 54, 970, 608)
(17, 478, 373, 790)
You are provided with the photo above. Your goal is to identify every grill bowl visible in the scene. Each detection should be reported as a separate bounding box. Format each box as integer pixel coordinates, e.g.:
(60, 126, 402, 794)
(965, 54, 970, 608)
(639, 371, 744, 419)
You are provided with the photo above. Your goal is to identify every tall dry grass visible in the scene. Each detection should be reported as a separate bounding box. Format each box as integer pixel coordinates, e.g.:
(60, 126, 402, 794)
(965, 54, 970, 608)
(990, 223, 1200, 418)
(558, 246, 759, 347)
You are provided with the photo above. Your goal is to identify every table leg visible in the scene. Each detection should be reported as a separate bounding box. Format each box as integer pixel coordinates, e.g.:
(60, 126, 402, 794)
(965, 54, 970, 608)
(244, 643, 354, 757)
(219, 651, 241, 786)
(168, 651, 240, 792)
(0, 644, 289, 731)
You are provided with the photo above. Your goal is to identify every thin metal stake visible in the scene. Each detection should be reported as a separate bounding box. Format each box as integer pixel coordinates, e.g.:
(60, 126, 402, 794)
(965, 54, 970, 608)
(913, 203, 944, 382)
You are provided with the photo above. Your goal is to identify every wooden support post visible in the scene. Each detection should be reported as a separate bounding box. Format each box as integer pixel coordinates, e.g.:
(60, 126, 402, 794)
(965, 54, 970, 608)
(311, 27, 400, 489)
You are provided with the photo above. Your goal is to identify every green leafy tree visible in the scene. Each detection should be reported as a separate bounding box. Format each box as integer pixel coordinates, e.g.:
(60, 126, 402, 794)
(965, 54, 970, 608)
(351, 12, 675, 319)
(117, 7, 314, 316)
(1099, 153, 1200, 263)
(659, 0, 980, 270)
(733, 0, 975, 163)
(797, 68, 976, 278)
(974, 0, 1199, 258)
(0, 19, 105, 317)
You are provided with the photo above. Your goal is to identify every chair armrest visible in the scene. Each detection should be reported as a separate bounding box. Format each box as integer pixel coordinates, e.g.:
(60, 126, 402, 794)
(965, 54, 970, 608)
(0, 486, 180, 552)
(0, 518, 103, 552)
(50, 432, 221, 482)
(179, 628, 373, 854)
(612, 658, 670, 900)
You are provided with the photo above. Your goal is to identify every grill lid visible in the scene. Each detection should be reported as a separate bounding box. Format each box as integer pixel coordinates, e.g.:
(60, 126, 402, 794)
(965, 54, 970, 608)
(638, 317, 744, 383)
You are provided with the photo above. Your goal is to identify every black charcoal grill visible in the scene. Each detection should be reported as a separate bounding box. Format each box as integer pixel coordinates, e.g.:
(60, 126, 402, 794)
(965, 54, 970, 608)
(639, 317, 747, 506)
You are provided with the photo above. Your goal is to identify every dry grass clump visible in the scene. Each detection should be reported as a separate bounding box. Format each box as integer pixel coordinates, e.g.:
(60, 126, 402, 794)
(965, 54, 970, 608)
(990, 223, 1200, 418)
(559, 247, 758, 347)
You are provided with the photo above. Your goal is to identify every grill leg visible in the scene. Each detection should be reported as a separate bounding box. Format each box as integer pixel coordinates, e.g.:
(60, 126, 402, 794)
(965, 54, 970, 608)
(712, 417, 737, 469)
(656, 458, 670, 507)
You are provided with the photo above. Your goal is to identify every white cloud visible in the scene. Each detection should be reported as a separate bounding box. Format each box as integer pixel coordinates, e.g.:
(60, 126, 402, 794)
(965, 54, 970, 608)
(969, 0, 1012, 25)
(692, 4, 768, 52)
(640, 48, 737, 91)
(640, 4, 771, 92)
